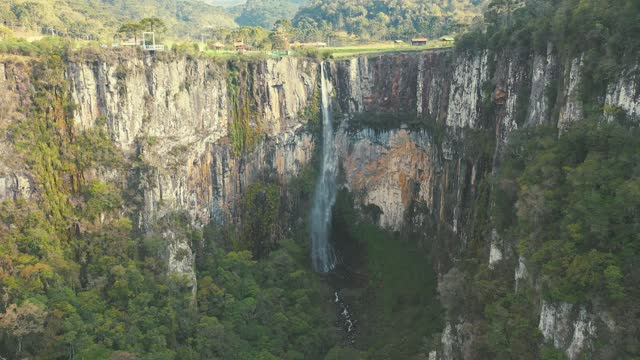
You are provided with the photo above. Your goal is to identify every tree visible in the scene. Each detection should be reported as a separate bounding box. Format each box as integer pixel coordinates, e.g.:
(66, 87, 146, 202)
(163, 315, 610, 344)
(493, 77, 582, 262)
(140, 17, 167, 33)
(273, 19, 293, 36)
(324, 346, 366, 359)
(109, 351, 138, 360)
(240, 183, 281, 258)
(117, 22, 144, 44)
(487, 0, 523, 27)
(271, 19, 293, 49)
(195, 316, 229, 358)
(0, 302, 47, 355)
(0, 25, 13, 39)
(10, 3, 40, 26)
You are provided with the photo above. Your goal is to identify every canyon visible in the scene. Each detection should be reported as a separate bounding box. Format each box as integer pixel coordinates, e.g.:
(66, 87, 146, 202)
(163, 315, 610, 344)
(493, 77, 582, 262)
(0, 45, 638, 359)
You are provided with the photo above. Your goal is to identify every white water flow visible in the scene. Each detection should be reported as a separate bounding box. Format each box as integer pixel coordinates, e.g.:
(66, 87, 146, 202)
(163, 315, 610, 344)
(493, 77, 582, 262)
(310, 63, 338, 273)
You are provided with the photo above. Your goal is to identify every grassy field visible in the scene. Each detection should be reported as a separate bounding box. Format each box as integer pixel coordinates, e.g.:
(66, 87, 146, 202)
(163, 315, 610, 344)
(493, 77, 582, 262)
(325, 41, 454, 58)
(199, 40, 454, 61)
(201, 49, 272, 60)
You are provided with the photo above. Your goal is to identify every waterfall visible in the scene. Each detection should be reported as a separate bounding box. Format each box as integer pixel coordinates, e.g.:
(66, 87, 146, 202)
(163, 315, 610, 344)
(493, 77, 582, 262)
(310, 63, 338, 273)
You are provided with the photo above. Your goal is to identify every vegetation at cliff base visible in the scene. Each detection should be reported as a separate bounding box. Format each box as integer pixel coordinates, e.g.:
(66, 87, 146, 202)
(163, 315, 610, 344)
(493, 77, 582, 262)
(330, 189, 444, 359)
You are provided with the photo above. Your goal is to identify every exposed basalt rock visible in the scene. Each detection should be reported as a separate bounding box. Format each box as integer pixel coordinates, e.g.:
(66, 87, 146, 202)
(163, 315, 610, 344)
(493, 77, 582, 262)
(416, 52, 453, 122)
(538, 301, 598, 360)
(445, 52, 489, 128)
(336, 127, 485, 243)
(526, 44, 557, 126)
(558, 56, 584, 131)
(66, 55, 319, 289)
(437, 318, 479, 360)
(331, 51, 490, 129)
(605, 66, 640, 120)
(336, 128, 437, 230)
(0, 61, 34, 201)
(331, 54, 421, 114)
(488, 229, 503, 268)
(67, 54, 318, 227)
(514, 256, 528, 292)
(0, 173, 32, 201)
(331, 52, 492, 239)
(492, 53, 531, 145)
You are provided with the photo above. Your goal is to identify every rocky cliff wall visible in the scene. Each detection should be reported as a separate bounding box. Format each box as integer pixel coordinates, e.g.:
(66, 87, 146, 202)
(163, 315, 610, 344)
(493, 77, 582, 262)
(0, 60, 33, 203)
(0, 52, 319, 292)
(67, 53, 318, 226)
(328, 49, 639, 359)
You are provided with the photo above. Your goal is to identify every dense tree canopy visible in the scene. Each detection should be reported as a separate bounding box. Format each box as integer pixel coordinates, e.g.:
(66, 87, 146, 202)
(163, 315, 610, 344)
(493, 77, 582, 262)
(292, 0, 484, 41)
(235, 0, 309, 29)
(0, 0, 236, 40)
(498, 121, 639, 304)
(464, 119, 640, 358)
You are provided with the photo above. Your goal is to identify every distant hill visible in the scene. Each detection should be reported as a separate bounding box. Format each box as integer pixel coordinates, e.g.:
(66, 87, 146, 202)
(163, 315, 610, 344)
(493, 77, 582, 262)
(235, 0, 310, 28)
(293, 0, 486, 40)
(0, 0, 237, 40)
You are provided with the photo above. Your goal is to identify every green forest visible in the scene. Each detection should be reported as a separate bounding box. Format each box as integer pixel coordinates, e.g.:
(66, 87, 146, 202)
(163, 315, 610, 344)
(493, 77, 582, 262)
(0, 0, 485, 44)
(235, 0, 309, 29)
(293, 0, 483, 41)
(458, 120, 640, 359)
(0, 0, 236, 39)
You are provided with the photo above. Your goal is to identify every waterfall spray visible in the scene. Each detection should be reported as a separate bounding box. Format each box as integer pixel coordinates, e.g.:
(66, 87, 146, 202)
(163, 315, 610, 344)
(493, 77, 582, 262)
(310, 63, 338, 273)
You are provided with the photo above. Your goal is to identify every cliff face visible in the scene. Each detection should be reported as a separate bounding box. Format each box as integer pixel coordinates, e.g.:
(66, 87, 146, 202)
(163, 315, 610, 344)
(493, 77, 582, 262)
(331, 52, 489, 237)
(0, 61, 33, 203)
(67, 54, 318, 226)
(68, 54, 321, 288)
(1, 47, 638, 359)
(0, 53, 319, 292)
(328, 49, 639, 359)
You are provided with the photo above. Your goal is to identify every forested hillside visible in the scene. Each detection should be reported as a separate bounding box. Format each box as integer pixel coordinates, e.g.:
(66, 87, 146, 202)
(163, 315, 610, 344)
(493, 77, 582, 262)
(0, 0, 236, 39)
(0, 0, 483, 42)
(293, 0, 485, 40)
(235, 0, 309, 28)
